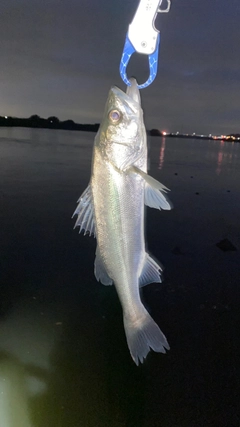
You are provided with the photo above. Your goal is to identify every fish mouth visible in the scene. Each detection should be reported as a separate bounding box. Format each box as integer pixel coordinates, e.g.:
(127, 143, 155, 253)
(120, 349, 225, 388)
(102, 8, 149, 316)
(126, 77, 141, 105)
(111, 78, 141, 108)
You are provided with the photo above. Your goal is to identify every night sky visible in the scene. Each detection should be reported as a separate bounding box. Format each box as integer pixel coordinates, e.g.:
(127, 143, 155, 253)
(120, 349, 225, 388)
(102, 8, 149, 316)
(1, 0, 239, 134)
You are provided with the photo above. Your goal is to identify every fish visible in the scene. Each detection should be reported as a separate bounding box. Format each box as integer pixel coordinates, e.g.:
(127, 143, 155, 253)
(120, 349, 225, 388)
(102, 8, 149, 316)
(73, 78, 172, 365)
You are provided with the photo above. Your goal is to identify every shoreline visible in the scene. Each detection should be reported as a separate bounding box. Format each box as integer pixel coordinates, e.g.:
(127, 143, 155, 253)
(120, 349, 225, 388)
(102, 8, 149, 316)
(0, 118, 100, 133)
(1, 118, 239, 143)
(150, 129, 240, 143)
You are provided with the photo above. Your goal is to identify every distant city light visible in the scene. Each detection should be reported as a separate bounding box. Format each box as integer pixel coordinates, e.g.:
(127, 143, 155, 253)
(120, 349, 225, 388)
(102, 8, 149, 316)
(162, 131, 167, 136)
(5, 116, 8, 119)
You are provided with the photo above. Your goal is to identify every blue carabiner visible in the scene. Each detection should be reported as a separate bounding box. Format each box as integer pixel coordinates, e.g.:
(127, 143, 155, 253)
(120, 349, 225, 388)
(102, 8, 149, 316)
(119, 0, 171, 89)
(119, 33, 160, 89)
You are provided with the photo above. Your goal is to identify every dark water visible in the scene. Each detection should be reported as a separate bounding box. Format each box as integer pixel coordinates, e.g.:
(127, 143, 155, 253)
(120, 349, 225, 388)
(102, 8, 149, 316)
(0, 127, 240, 427)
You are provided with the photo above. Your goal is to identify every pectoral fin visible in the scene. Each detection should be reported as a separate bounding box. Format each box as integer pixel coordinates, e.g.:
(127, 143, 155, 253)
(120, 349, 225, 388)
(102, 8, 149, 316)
(129, 166, 172, 210)
(139, 253, 163, 287)
(94, 246, 113, 286)
(72, 184, 95, 237)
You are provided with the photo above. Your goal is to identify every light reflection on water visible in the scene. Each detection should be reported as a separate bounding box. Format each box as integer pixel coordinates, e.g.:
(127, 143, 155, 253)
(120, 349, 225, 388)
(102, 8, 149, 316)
(158, 137, 166, 170)
(0, 128, 240, 427)
(157, 135, 239, 177)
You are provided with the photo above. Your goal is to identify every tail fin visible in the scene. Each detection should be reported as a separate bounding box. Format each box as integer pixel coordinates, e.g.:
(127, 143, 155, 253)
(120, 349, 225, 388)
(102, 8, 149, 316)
(123, 309, 170, 365)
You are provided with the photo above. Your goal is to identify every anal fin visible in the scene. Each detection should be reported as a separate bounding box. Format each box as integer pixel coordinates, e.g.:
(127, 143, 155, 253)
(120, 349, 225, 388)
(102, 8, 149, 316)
(139, 253, 162, 287)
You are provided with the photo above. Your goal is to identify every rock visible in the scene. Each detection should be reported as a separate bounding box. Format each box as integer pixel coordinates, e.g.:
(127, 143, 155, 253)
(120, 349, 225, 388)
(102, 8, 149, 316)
(216, 238, 237, 252)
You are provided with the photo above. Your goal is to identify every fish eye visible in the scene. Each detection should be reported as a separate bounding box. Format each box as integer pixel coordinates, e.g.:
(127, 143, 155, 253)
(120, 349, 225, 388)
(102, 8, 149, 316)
(109, 109, 121, 123)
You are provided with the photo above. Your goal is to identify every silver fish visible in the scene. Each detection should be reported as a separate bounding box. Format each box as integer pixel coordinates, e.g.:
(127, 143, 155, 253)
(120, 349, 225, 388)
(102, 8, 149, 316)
(73, 78, 172, 365)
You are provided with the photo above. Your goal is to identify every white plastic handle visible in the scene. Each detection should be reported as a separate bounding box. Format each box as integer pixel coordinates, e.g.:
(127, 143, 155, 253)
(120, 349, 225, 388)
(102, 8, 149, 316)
(128, 0, 162, 54)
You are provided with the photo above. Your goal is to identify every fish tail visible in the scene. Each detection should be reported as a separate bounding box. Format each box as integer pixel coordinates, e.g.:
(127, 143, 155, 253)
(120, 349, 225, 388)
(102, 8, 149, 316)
(123, 309, 170, 365)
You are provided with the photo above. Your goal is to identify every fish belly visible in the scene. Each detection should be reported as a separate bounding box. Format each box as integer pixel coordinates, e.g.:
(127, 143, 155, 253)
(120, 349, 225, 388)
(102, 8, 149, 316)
(92, 150, 144, 312)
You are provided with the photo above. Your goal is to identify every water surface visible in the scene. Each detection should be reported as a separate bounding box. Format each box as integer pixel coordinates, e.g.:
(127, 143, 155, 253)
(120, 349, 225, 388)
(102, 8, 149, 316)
(0, 127, 239, 427)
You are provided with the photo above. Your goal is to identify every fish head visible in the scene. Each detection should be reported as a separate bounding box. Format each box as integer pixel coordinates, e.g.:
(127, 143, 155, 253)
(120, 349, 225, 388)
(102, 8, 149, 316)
(96, 78, 147, 171)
